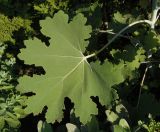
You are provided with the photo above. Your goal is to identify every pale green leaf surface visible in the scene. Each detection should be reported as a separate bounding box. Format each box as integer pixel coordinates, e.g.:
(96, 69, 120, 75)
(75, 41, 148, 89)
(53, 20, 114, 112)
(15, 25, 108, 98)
(119, 119, 130, 130)
(66, 123, 80, 132)
(110, 46, 146, 79)
(124, 47, 146, 72)
(114, 125, 128, 132)
(106, 110, 119, 123)
(17, 11, 124, 123)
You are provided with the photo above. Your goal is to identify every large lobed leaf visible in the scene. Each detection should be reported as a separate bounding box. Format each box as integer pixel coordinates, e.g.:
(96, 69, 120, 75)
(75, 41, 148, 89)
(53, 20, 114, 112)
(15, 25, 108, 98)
(17, 11, 124, 123)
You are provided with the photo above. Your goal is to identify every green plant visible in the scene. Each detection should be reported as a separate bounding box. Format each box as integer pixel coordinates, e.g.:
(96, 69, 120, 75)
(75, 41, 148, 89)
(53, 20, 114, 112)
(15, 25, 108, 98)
(0, 43, 26, 131)
(0, 13, 32, 43)
(17, 0, 160, 131)
(17, 11, 125, 123)
(148, 119, 160, 132)
(0, 0, 160, 131)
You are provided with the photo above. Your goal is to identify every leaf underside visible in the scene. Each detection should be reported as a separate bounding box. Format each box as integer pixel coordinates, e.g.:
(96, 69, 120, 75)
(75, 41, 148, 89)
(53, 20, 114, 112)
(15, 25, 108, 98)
(17, 11, 124, 123)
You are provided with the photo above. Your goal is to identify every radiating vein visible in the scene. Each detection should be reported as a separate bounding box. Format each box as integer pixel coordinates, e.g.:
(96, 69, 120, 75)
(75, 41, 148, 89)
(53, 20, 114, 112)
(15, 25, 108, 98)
(45, 54, 83, 58)
(62, 57, 85, 81)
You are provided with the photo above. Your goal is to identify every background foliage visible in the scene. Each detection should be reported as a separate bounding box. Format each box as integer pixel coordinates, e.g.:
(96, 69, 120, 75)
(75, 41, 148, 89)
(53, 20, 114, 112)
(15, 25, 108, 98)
(0, 0, 160, 131)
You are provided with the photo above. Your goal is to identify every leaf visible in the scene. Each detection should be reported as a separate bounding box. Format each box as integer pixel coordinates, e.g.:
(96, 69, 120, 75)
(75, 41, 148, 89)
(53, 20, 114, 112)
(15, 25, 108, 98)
(113, 12, 130, 24)
(76, 1, 102, 29)
(124, 47, 146, 76)
(37, 120, 53, 132)
(66, 123, 80, 132)
(114, 125, 129, 132)
(17, 11, 125, 123)
(143, 30, 160, 52)
(0, 13, 32, 43)
(0, 116, 5, 130)
(110, 45, 137, 62)
(119, 119, 130, 130)
(111, 46, 146, 79)
(109, 12, 136, 32)
(106, 110, 119, 123)
(13, 106, 26, 118)
(86, 116, 99, 132)
(4, 117, 20, 128)
(37, 120, 43, 132)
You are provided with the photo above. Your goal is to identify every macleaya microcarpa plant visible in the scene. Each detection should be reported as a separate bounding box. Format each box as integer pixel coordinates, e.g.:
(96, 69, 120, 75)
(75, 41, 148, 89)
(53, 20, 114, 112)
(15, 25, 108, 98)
(17, 11, 125, 123)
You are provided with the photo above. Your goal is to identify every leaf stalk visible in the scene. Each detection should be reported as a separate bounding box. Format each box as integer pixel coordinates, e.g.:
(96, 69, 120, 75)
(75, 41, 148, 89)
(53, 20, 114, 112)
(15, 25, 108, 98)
(86, 1, 160, 59)
(151, 0, 160, 29)
(136, 66, 149, 109)
(87, 20, 153, 59)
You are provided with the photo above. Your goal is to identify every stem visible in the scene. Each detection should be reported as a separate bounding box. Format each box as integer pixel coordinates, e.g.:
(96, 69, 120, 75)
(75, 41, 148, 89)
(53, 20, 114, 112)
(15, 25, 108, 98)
(95, 20, 152, 56)
(102, 0, 107, 28)
(136, 67, 149, 109)
(151, 0, 159, 29)
(87, 1, 160, 59)
(99, 30, 131, 39)
(0, 85, 13, 90)
(156, 12, 160, 21)
(141, 60, 160, 64)
(87, 20, 152, 59)
(85, 53, 96, 59)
